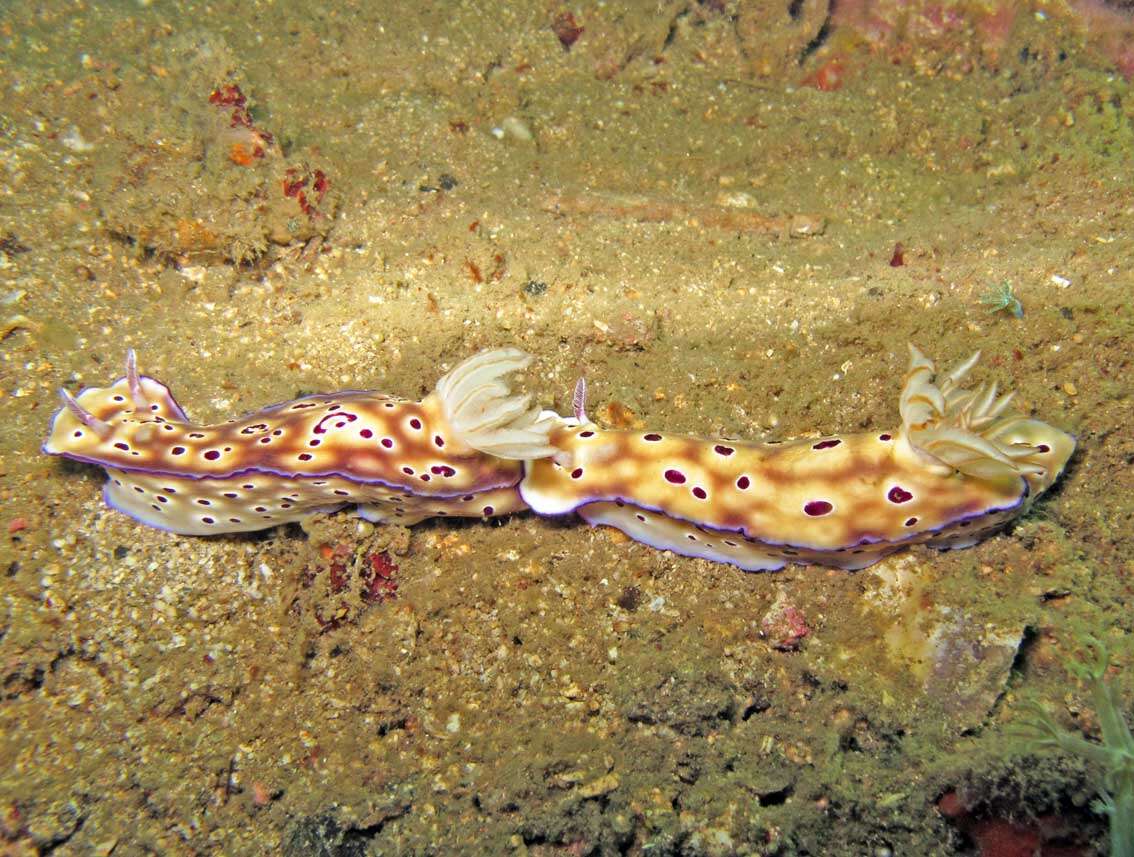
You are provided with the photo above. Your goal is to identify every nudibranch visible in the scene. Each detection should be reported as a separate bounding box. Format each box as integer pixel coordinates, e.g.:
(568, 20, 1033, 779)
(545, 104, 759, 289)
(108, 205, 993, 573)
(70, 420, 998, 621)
(43, 349, 557, 534)
(520, 346, 1075, 571)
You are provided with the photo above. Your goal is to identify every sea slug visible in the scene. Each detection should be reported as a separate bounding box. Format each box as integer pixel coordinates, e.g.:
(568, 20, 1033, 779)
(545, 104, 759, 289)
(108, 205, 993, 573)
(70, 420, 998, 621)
(43, 349, 556, 534)
(520, 346, 1075, 571)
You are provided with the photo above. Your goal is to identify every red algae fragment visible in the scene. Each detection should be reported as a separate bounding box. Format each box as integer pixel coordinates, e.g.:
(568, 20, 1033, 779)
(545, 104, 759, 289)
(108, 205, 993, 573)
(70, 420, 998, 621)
(760, 594, 810, 651)
(208, 83, 274, 166)
(889, 242, 905, 267)
(363, 552, 399, 604)
(802, 58, 846, 91)
(282, 167, 330, 218)
(551, 11, 584, 50)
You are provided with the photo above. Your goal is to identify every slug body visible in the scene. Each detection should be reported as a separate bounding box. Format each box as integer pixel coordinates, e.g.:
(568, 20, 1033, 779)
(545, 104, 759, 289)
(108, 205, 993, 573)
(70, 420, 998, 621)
(521, 347, 1075, 571)
(43, 349, 556, 534)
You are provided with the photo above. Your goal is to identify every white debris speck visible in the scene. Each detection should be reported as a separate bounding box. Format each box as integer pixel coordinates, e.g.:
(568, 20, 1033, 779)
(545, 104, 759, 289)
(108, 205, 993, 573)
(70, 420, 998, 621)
(648, 595, 666, 612)
(499, 116, 533, 141)
(1050, 274, 1071, 288)
(445, 713, 461, 733)
(717, 191, 756, 209)
(60, 126, 94, 152)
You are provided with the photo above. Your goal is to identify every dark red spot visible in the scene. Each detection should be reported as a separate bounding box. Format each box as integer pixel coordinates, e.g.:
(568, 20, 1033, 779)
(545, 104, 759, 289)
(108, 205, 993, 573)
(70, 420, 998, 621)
(73, 430, 82, 437)
(171, 446, 186, 455)
(889, 242, 905, 267)
(409, 418, 422, 430)
(298, 453, 313, 461)
(736, 475, 751, 490)
(579, 430, 595, 438)
(201, 517, 215, 524)
(692, 486, 707, 499)
(114, 442, 129, 451)
(223, 492, 238, 499)
(197, 499, 211, 506)
(483, 505, 494, 516)
(879, 433, 892, 441)
(402, 466, 414, 475)
(812, 439, 841, 450)
(887, 486, 913, 504)
(112, 395, 124, 402)
(381, 438, 394, 449)
(664, 469, 686, 484)
(333, 490, 349, 496)
(156, 496, 168, 503)
(804, 500, 833, 516)
(420, 474, 431, 482)
(189, 432, 205, 439)
(259, 437, 271, 444)
(133, 486, 144, 493)
(1036, 444, 1050, 453)
(462, 495, 475, 502)
(229, 518, 241, 524)
(571, 467, 583, 479)
(359, 429, 373, 439)
(905, 517, 918, 527)
(686, 534, 697, 540)
(714, 444, 735, 456)
(309, 439, 321, 446)
(163, 487, 177, 494)
(254, 506, 267, 512)
(431, 465, 456, 477)
(644, 433, 663, 442)
(636, 514, 646, 522)
(204, 450, 221, 460)
(431, 435, 444, 448)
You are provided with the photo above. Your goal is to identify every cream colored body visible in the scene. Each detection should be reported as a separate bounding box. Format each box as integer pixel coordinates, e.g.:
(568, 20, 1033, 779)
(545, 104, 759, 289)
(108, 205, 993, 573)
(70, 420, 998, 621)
(521, 347, 1075, 571)
(44, 349, 556, 535)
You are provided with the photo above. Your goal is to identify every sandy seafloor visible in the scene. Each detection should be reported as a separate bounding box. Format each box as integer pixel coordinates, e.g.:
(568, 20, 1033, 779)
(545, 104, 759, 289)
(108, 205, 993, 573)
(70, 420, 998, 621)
(2, 0, 1133, 854)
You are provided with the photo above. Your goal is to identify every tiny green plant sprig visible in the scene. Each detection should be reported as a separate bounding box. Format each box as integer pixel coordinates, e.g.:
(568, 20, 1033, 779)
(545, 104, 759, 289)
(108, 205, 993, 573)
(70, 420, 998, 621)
(1021, 636, 1134, 857)
(980, 281, 1024, 319)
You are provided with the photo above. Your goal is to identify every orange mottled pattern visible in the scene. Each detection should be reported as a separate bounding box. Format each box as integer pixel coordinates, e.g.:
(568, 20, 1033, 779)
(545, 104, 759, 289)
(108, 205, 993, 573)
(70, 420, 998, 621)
(524, 424, 1026, 553)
